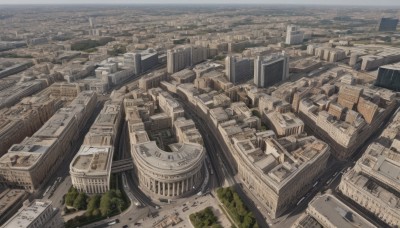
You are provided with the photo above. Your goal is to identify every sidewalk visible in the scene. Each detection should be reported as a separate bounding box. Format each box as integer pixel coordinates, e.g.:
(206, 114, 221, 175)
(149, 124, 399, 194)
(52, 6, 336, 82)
(63, 210, 86, 222)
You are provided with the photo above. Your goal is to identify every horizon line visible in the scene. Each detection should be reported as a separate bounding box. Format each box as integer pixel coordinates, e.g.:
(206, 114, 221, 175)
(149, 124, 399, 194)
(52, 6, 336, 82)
(1, 3, 400, 7)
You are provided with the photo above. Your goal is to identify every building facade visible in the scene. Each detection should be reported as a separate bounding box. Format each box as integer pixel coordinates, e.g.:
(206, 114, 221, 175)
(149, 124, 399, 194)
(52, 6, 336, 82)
(225, 55, 253, 84)
(167, 46, 207, 74)
(0, 92, 97, 192)
(125, 88, 206, 199)
(378, 17, 399, 32)
(375, 63, 400, 92)
(2, 200, 63, 228)
(286, 25, 304, 45)
(254, 53, 289, 88)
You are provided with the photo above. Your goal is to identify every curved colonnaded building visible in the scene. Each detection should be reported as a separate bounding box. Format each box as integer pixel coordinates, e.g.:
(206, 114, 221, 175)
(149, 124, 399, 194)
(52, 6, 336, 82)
(125, 88, 206, 199)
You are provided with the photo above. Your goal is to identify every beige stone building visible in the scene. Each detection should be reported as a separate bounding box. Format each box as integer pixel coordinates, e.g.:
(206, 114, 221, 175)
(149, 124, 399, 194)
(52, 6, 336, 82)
(125, 88, 206, 199)
(293, 193, 377, 228)
(139, 70, 167, 90)
(338, 111, 400, 227)
(49, 82, 85, 100)
(132, 141, 205, 198)
(339, 170, 400, 227)
(70, 146, 114, 194)
(0, 189, 28, 225)
(70, 101, 122, 194)
(2, 200, 63, 228)
(234, 135, 330, 218)
(0, 92, 97, 191)
(293, 68, 397, 160)
(0, 95, 57, 157)
(264, 111, 304, 137)
(175, 86, 330, 218)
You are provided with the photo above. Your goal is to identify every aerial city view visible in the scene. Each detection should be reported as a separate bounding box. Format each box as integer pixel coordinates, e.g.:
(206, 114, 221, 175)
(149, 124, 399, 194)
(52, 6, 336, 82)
(0, 0, 400, 227)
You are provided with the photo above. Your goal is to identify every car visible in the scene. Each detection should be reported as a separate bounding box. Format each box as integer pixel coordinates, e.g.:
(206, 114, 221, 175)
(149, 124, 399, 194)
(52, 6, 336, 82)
(122, 225, 128, 228)
(296, 197, 305, 206)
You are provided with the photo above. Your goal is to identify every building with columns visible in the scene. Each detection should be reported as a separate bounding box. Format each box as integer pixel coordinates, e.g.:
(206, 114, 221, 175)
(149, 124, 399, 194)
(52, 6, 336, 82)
(125, 88, 206, 199)
(132, 141, 205, 198)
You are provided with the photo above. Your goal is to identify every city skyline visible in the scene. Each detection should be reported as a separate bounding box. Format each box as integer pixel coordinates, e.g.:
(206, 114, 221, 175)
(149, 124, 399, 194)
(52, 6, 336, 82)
(1, 0, 400, 6)
(0, 4, 399, 228)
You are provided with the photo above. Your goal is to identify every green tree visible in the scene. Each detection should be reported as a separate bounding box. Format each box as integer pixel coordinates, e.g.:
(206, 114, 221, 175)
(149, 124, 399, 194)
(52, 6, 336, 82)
(100, 192, 112, 216)
(73, 192, 88, 210)
(92, 208, 101, 217)
(242, 213, 255, 228)
(65, 187, 79, 206)
(86, 195, 101, 216)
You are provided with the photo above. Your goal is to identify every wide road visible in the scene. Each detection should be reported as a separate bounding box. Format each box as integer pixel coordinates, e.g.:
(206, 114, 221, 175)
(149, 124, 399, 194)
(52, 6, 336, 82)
(175, 96, 236, 186)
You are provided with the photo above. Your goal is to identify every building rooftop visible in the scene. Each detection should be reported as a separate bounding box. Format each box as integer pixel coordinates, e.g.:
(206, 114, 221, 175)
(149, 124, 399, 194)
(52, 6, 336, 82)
(308, 193, 377, 228)
(2, 200, 54, 228)
(345, 170, 400, 211)
(265, 111, 304, 130)
(0, 189, 26, 216)
(0, 137, 56, 169)
(133, 141, 205, 173)
(70, 146, 113, 175)
(234, 135, 329, 191)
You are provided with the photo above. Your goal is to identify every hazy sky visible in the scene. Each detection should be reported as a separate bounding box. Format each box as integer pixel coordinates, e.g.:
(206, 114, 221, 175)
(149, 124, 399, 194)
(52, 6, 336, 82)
(1, 0, 400, 6)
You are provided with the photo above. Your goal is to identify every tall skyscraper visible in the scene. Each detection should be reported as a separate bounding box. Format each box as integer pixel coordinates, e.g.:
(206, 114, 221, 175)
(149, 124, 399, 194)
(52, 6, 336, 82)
(254, 53, 289, 88)
(225, 55, 253, 84)
(167, 46, 207, 74)
(285, 25, 304, 45)
(378, 17, 399, 32)
(123, 49, 158, 75)
(89, 17, 94, 28)
(375, 64, 400, 91)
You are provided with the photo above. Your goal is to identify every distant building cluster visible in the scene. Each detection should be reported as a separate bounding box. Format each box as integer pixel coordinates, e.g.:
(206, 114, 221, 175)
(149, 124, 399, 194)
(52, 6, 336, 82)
(170, 84, 330, 218)
(273, 67, 397, 159)
(2, 5, 400, 228)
